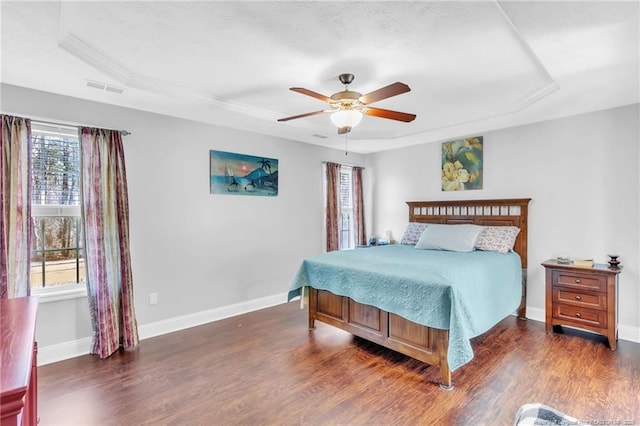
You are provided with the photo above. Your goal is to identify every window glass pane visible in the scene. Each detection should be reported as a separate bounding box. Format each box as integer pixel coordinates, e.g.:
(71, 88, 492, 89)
(33, 217, 81, 250)
(31, 250, 85, 289)
(31, 217, 85, 289)
(340, 171, 352, 209)
(31, 125, 80, 206)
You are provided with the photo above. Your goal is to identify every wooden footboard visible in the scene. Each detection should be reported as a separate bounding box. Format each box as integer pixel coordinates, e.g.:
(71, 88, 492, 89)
(308, 287, 452, 389)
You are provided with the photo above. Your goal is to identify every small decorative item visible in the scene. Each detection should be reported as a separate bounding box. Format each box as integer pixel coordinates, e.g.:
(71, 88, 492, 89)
(556, 251, 571, 264)
(441, 136, 483, 191)
(368, 235, 377, 246)
(210, 150, 278, 196)
(607, 254, 620, 269)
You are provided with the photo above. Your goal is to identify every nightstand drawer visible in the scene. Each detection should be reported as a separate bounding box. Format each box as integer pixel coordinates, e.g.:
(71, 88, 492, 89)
(553, 288, 606, 310)
(553, 304, 606, 328)
(552, 270, 607, 292)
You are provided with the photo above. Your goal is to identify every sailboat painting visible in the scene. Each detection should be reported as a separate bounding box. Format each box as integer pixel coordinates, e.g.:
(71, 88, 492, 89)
(210, 150, 278, 196)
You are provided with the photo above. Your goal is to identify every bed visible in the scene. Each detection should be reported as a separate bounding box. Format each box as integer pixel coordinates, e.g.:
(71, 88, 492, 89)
(288, 198, 531, 389)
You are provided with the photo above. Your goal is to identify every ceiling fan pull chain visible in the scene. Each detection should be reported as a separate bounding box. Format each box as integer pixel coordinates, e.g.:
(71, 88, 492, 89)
(345, 134, 349, 156)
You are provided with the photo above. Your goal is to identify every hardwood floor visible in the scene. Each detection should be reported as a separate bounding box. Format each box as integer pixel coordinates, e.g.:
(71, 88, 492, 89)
(38, 302, 639, 425)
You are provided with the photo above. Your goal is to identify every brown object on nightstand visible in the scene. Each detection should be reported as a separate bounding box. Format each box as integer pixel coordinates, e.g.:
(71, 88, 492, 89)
(542, 259, 622, 350)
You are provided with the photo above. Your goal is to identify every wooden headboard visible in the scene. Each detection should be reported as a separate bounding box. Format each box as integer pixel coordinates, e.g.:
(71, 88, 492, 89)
(407, 198, 531, 268)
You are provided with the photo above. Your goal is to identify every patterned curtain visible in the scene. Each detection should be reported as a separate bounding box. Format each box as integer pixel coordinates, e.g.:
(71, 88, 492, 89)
(325, 162, 340, 252)
(79, 127, 138, 358)
(0, 115, 32, 299)
(352, 166, 366, 246)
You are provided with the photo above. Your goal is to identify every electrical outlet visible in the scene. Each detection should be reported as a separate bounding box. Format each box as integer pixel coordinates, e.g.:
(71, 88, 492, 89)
(149, 293, 158, 305)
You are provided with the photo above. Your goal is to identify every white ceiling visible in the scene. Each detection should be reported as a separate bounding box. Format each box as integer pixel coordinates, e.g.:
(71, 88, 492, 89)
(1, 1, 638, 153)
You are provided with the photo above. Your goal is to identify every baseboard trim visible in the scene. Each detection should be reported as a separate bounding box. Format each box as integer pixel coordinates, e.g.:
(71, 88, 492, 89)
(37, 292, 289, 366)
(618, 324, 640, 343)
(37, 337, 93, 366)
(525, 306, 545, 323)
(37, 300, 640, 366)
(137, 292, 288, 340)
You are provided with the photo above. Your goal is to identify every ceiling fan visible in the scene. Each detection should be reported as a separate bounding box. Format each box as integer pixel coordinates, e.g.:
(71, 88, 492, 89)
(278, 73, 416, 134)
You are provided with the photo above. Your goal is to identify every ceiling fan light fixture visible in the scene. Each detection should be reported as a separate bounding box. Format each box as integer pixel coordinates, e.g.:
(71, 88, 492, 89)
(278, 73, 415, 131)
(330, 109, 363, 129)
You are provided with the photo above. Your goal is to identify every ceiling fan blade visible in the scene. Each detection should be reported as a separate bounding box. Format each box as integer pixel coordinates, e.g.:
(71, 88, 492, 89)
(359, 82, 411, 105)
(277, 110, 327, 122)
(290, 87, 333, 103)
(364, 107, 416, 122)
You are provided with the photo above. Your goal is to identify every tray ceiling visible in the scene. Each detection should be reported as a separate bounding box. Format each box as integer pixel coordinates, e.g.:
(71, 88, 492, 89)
(1, 1, 638, 153)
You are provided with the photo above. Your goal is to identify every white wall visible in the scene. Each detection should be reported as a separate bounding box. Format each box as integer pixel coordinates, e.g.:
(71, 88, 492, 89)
(366, 104, 640, 341)
(1, 84, 366, 362)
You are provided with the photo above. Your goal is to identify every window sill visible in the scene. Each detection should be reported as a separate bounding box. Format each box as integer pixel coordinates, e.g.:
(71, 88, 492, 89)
(32, 283, 87, 303)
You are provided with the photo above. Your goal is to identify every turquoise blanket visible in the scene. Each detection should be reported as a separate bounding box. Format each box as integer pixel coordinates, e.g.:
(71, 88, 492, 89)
(288, 244, 522, 371)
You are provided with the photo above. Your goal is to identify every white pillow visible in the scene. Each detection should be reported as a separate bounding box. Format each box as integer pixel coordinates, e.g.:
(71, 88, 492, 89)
(475, 226, 520, 254)
(415, 224, 484, 252)
(400, 222, 430, 245)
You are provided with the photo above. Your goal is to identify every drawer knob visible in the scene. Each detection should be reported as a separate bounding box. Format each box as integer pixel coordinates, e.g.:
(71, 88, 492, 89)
(575, 312, 582, 318)
(575, 295, 582, 301)
(575, 279, 581, 284)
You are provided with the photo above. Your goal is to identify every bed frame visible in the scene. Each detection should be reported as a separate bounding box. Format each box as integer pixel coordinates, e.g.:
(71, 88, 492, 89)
(307, 198, 531, 389)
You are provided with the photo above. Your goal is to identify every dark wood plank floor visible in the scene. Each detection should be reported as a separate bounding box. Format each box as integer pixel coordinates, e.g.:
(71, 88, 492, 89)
(38, 302, 639, 425)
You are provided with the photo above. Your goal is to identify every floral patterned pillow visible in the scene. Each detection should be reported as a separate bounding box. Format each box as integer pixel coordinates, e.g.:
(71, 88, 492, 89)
(475, 226, 520, 253)
(400, 222, 430, 245)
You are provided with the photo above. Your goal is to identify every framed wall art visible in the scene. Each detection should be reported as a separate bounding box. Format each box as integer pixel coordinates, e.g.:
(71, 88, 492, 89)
(210, 150, 278, 196)
(441, 136, 483, 191)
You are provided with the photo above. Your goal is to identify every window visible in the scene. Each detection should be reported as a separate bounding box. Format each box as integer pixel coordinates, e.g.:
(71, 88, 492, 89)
(324, 164, 356, 250)
(30, 122, 85, 290)
(339, 168, 354, 250)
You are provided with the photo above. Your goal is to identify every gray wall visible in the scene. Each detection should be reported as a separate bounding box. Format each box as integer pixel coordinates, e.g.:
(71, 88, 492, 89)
(366, 104, 640, 340)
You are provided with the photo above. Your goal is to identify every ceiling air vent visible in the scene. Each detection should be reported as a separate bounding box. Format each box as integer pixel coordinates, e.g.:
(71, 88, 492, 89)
(104, 86, 124, 94)
(86, 81, 105, 90)
(86, 80, 124, 94)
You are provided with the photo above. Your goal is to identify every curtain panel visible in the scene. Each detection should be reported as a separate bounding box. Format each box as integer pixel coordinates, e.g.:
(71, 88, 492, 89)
(80, 127, 138, 358)
(352, 166, 366, 247)
(325, 162, 340, 252)
(0, 115, 32, 299)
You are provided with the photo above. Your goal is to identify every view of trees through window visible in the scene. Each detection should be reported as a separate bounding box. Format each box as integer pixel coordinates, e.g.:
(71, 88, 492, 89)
(339, 168, 354, 250)
(30, 123, 85, 289)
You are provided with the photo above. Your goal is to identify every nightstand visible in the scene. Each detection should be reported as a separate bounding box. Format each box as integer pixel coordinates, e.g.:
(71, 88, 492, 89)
(542, 259, 622, 350)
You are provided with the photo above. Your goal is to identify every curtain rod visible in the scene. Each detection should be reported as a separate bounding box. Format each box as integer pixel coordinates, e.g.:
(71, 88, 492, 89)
(322, 161, 365, 169)
(28, 118, 131, 136)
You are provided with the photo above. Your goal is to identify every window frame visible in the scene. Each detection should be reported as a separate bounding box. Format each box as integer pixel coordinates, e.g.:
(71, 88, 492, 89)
(29, 122, 87, 301)
(339, 167, 355, 250)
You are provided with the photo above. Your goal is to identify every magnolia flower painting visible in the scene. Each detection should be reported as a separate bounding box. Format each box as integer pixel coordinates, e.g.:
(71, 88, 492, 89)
(441, 136, 483, 191)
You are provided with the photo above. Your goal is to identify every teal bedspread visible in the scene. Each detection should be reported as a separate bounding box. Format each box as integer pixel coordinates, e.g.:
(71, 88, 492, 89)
(288, 244, 522, 371)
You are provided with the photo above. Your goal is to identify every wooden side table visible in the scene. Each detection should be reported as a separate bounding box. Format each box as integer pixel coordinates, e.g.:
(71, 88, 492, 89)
(542, 259, 622, 349)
